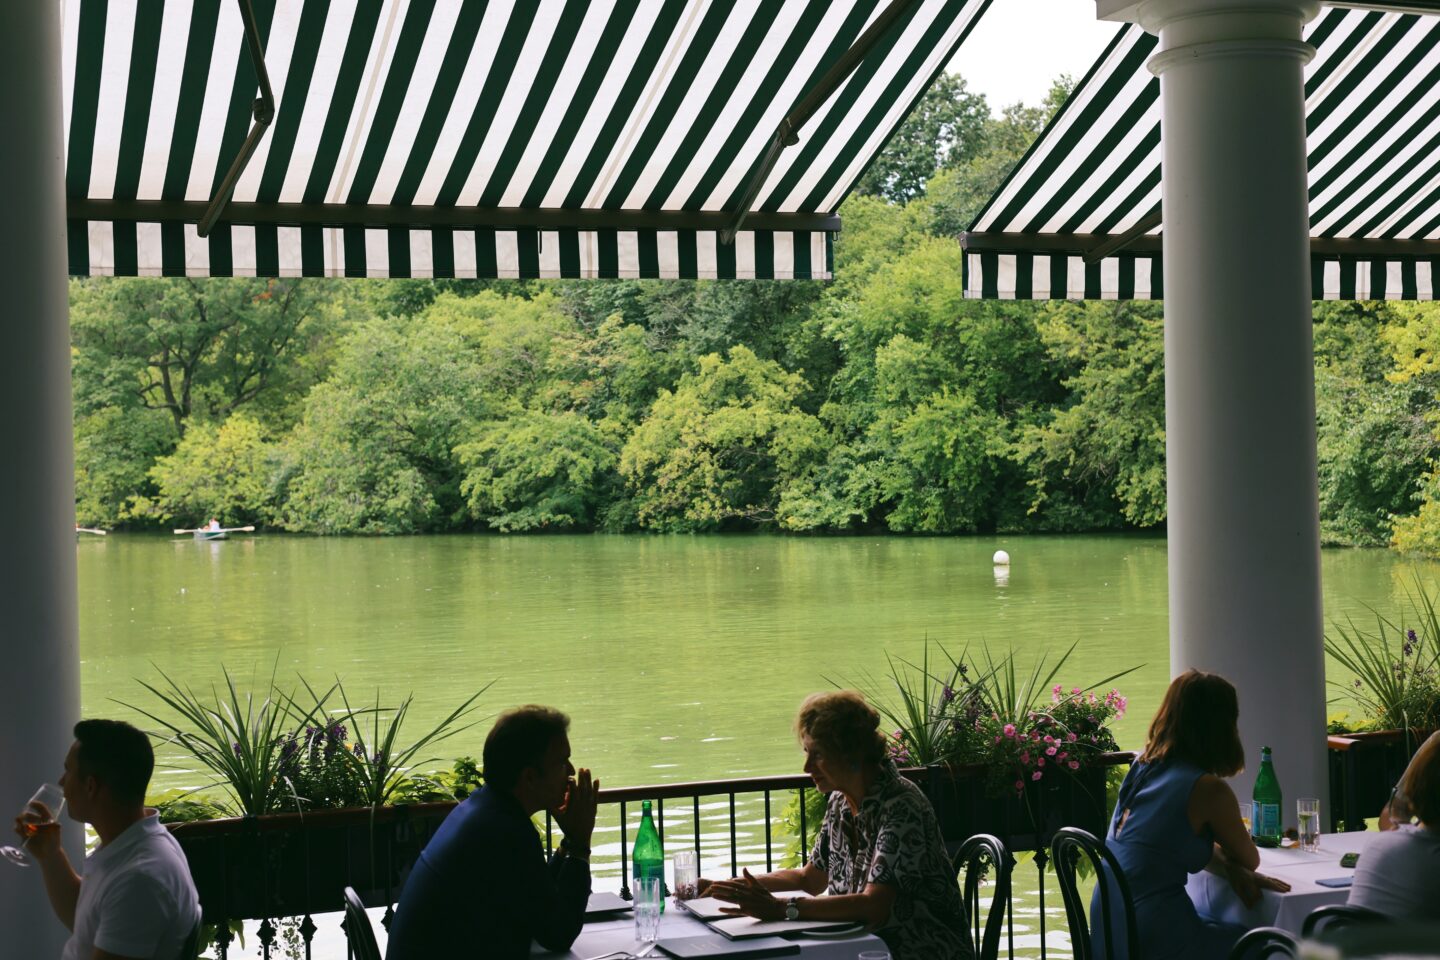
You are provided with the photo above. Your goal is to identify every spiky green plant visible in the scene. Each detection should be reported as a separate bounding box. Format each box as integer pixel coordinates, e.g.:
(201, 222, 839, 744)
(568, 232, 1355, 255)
(1326, 580, 1440, 733)
(122, 663, 337, 816)
(325, 679, 494, 808)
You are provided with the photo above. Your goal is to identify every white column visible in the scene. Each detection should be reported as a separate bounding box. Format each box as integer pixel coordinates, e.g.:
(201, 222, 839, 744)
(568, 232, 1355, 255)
(1100, 0, 1327, 807)
(0, 2, 81, 957)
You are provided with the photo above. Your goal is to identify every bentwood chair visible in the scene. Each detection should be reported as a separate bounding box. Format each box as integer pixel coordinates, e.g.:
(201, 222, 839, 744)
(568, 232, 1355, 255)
(343, 886, 383, 960)
(953, 833, 1012, 960)
(1300, 903, 1385, 939)
(1050, 827, 1139, 960)
(1229, 926, 1299, 960)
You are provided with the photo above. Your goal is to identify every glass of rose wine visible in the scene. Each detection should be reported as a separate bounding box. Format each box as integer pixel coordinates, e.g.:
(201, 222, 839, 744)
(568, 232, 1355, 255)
(2, 784, 65, 867)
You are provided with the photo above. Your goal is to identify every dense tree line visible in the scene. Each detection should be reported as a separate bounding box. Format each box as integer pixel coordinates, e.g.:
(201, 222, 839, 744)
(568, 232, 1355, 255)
(70, 77, 1440, 552)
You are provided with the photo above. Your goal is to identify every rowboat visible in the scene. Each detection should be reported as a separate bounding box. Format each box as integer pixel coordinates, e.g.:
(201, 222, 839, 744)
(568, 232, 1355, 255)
(193, 530, 227, 541)
(174, 524, 255, 540)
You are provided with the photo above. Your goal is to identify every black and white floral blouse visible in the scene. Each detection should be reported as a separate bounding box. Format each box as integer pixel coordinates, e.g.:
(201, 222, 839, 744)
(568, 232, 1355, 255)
(809, 760, 972, 960)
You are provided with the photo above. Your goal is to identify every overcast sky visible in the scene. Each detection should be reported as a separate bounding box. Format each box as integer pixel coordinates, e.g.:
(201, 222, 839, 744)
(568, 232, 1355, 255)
(948, 0, 1121, 112)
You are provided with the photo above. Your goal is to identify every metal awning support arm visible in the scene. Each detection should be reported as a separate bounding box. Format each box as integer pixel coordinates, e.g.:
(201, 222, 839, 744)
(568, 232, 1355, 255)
(1083, 207, 1161, 263)
(720, 0, 918, 245)
(198, 0, 274, 238)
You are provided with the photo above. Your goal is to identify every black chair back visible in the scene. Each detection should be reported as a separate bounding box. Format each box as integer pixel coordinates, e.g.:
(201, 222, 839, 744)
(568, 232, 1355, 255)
(1050, 826, 1139, 960)
(1301, 903, 1385, 939)
(343, 886, 383, 960)
(953, 833, 1011, 960)
(1229, 926, 1299, 960)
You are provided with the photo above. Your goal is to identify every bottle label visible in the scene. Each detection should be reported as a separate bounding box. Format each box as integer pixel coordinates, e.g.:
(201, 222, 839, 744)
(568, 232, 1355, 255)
(1254, 802, 1281, 838)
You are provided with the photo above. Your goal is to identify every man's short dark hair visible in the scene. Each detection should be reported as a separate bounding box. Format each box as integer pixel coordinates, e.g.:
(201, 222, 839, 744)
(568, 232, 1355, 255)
(483, 706, 569, 791)
(73, 719, 154, 807)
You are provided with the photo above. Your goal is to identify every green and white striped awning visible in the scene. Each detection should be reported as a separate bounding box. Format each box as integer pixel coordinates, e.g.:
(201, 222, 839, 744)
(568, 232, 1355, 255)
(963, 6, 1440, 301)
(63, 0, 989, 281)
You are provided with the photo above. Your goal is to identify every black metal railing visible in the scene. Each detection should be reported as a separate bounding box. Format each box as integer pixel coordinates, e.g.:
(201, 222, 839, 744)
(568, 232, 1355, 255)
(170, 756, 1132, 960)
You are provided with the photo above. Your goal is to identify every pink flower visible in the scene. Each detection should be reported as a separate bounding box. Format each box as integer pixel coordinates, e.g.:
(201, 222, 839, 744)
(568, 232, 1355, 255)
(1053, 684, 1063, 695)
(1072, 686, 1081, 695)
(1043, 735, 1055, 744)
(994, 735, 1002, 743)
(1046, 746, 1058, 756)
(1068, 760, 1080, 770)
(1003, 723, 1016, 737)
(1020, 751, 1031, 765)
(1031, 731, 1041, 741)
(1032, 771, 1043, 781)
(1067, 732, 1078, 742)
(1037, 757, 1046, 767)
(1014, 780, 1025, 792)
(1057, 751, 1068, 761)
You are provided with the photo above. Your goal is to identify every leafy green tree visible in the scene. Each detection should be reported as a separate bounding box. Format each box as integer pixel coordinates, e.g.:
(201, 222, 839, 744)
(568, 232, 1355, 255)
(145, 413, 277, 526)
(456, 411, 619, 531)
(73, 406, 175, 527)
(855, 73, 992, 203)
(1017, 301, 1167, 528)
(70, 277, 346, 437)
(278, 317, 490, 534)
(620, 347, 827, 531)
(1312, 303, 1438, 545)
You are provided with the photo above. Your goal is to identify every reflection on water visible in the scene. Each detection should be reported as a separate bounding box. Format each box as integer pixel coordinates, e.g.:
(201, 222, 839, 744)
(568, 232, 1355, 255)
(75, 534, 1439, 958)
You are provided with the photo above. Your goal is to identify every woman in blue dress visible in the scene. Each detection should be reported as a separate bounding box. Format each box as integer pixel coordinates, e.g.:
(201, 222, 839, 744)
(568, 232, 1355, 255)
(1090, 670, 1290, 959)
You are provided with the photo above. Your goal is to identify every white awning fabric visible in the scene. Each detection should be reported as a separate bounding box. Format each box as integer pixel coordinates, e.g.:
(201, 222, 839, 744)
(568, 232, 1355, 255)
(963, 6, 1440, 301)
(63, 0, 991, 281)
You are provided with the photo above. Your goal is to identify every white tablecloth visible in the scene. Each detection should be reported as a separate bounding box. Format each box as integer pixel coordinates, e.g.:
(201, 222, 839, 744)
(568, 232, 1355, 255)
(1185, 831, 1379, 934)
(534, 900, 888, 958)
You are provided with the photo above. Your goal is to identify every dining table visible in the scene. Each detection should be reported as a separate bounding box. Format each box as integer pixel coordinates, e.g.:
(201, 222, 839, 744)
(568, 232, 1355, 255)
(534, 899, 888, 959)
(1185, 830, 1380, 934)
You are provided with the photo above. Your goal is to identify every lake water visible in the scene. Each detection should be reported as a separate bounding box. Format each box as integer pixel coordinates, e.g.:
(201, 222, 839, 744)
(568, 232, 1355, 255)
(74, 533, 1437, 958)
(79, 533, 1435, 791)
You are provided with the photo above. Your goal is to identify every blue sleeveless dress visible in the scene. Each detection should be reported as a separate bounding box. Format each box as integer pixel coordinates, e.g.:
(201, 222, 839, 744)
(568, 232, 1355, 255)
(1089, 759, 1243, 960)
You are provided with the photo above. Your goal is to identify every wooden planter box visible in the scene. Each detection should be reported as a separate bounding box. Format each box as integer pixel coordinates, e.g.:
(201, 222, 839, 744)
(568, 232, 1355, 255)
(923, 752, 1134, 857)
(1327, 728, 1433, 832)
(167, 802, 458, 922)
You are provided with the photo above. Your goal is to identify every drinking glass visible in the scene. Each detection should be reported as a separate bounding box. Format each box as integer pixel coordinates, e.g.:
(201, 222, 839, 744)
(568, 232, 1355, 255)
(1239, 801, 1253, 835)
(672, 849, 699, 901)
(1297, 797, 1320, 853)
(634, 876, 663, 956)
(2, 784, 66, 867)
(857, 952, 891, 960)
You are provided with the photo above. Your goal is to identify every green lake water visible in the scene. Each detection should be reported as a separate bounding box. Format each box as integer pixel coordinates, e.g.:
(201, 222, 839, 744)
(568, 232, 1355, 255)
(75, 533, 1440, 957)
(79, 532, 1436, 790)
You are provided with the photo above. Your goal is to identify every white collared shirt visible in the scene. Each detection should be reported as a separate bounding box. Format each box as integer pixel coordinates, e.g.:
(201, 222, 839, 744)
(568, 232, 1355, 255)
(62, 813, 200, 960)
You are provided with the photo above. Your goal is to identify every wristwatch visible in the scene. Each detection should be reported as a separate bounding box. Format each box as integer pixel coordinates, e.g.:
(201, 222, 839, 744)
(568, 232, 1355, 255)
(784, 897, 801, 921)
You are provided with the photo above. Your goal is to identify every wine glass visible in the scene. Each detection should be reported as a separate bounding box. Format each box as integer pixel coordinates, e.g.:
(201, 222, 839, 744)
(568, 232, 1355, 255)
(2, 784, 65, 867)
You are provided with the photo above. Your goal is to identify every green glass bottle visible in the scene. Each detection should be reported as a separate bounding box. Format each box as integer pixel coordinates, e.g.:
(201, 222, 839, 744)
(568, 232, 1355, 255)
(1252, 746, 1283, 847)
(633, 799, 664, 912)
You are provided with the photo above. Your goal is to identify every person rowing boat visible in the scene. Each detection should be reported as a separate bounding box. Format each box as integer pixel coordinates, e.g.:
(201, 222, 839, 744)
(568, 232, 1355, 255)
(172, 520, 255, 541)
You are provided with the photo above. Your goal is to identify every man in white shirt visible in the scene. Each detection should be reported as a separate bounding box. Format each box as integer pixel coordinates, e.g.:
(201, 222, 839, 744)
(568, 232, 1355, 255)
(13, 719, 200, 960)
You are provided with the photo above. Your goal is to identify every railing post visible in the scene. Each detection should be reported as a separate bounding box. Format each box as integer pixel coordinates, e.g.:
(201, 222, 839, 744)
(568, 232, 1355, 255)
(215, 919, 233, 960)
(798, 787, 808, 866)
(300, 914, 316, 960)
(619, 801, 630, 900)
(728, 793, 738, 875)
(258, 917, 276, 959)
(692, 796, 701, 856)
(1035, 847, 1050, 960)
(763, 791, 773, 872)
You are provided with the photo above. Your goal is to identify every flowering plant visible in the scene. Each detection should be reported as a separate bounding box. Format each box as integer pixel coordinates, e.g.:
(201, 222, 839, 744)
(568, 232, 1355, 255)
(861, 641, 1136, 798)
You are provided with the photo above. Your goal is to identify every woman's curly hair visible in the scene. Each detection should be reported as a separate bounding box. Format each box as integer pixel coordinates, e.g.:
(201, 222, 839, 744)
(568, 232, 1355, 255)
(794, 690, 886, 768)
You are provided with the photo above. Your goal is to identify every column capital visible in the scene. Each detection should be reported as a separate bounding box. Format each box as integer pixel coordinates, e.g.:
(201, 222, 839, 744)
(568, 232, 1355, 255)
(1097, 0, 1319, 33)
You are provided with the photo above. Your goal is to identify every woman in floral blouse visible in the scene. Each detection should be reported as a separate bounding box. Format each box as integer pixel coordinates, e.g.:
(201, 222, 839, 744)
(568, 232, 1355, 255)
(704, 690, 972, 959)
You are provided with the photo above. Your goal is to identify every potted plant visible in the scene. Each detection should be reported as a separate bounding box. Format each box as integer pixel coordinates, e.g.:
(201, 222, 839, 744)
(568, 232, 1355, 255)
(848, 642, 1138, 855)
(1325, 582, 1440, 830)
(125, 666, 489, 943)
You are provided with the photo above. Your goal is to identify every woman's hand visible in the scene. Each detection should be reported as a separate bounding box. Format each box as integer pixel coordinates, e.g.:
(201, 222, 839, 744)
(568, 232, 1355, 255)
(709, 869, 785, 921)
(1225, 864, 1291, 908)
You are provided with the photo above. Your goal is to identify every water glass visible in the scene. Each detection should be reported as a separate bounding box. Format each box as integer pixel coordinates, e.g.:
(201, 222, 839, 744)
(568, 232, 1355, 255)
(2, 784, 66, 867)
(1298, 797, 1320, 852)
(672, 849, 699, 901)
(634, 876, 663, 953)
(1239, 801, 1253, 836)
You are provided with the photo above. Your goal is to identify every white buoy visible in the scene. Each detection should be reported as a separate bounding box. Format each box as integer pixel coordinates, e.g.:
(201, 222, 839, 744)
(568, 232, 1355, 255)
(992, 550, 1010, 566)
